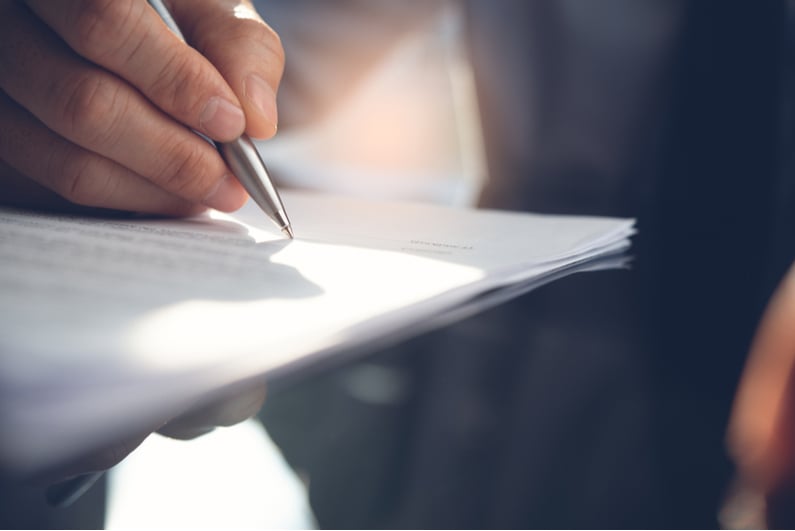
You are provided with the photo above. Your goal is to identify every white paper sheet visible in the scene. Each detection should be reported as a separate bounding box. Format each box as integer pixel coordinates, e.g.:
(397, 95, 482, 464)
(0, 191, 634, 471)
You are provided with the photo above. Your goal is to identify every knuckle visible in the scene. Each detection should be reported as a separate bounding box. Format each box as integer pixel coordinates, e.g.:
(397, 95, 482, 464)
(57, 73, 124, 146)
(56, 153, 116, 207)
(233, 18, 283, 59)
(72, 0, 141, 61)
(149, 52, 210, 119)
(54, 153, 90, 203)
(197, 17, 284, 68)
(72, 0, 122, 55)
(267, 28, 285, 63)
(153, 139, 217, 200)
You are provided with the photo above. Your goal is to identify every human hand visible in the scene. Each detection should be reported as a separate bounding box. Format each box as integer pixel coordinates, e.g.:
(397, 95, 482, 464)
(728, 263, 795, 527)
(41, 384, 267, 505)
(0, 0, 283, 215)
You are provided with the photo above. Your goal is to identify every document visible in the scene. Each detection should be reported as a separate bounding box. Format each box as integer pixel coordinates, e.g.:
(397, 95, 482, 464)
(0, 192, 633, 471)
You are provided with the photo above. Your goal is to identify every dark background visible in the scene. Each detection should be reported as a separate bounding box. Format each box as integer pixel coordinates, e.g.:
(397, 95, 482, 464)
(260, 0, 795, 528)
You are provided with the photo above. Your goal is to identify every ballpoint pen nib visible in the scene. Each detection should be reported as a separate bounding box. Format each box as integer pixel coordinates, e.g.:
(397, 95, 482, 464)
(282, 225, 294, 239)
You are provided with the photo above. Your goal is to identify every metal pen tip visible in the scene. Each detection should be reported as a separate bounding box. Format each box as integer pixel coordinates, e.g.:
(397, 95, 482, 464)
(282, 225, 294, 239)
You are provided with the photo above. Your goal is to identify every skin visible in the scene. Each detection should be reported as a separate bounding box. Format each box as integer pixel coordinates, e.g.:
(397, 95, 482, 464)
(0, 0, 281, 479)
(0, 0, 283, 216)
(729, 264, 795, 526)
(41, 385, 268, 483)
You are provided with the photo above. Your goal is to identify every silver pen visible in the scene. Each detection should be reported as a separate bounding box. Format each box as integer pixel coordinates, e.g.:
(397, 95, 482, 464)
(147, 0, 293, 239)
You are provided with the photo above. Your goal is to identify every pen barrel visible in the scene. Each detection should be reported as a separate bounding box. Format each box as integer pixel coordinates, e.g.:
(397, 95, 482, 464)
(147, 0, 292, 236)
(219, 139, 290, 229)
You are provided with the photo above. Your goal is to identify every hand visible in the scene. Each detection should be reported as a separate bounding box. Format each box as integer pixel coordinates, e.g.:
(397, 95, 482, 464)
(728, 263, 795, 526)
(40, 385, 267, 488)
(0, 0, 284, 215)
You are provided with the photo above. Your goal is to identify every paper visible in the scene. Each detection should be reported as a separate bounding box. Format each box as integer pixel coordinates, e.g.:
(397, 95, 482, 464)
(0, 191, 633, 471)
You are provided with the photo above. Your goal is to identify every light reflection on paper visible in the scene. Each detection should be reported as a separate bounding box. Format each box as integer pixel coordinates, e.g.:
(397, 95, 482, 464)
(207, 209, 279, 244)
(122, 236, 483, 374)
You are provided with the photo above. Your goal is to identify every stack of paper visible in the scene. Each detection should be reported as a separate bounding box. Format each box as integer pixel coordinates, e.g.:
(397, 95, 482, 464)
(0, 192, 634, 471)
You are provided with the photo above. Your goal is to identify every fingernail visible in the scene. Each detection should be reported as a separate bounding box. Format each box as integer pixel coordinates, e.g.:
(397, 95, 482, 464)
(203, 174, 247, 212)
(200, 97, 245, 141)
(245, 74, 278, 135)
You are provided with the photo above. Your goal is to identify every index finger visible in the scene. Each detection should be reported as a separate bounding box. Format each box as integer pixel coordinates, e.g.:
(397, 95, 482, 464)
(169, 0, 284, 139)
(25, 0, 247, 142)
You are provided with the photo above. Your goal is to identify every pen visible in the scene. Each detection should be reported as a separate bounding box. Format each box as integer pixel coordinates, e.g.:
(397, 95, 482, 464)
(147, 0, 294, 239)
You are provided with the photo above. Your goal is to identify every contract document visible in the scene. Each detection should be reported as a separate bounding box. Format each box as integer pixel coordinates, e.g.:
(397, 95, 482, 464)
(0, 192, 634, 471)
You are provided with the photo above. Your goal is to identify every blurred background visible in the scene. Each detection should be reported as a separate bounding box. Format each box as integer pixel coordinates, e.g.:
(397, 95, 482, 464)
(4, 0, 794, 528)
